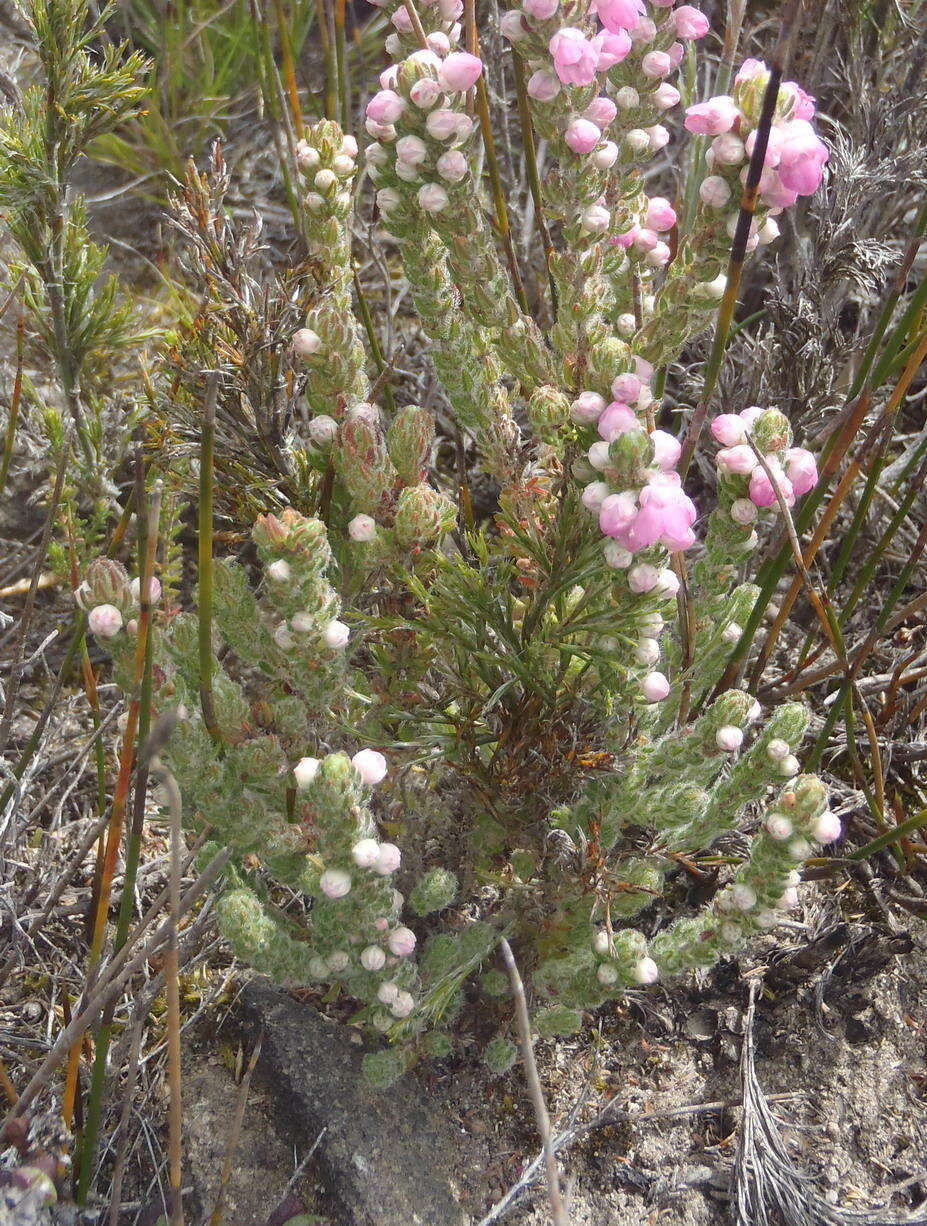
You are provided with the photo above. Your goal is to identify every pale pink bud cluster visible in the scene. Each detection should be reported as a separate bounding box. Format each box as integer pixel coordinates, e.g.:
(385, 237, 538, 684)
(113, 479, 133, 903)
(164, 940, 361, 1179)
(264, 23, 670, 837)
(712, 407, 818, 511)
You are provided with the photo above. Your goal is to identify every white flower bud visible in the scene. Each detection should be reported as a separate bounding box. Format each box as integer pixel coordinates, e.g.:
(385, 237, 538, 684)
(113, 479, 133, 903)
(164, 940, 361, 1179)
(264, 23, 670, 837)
(313, 168, 337, 193)
(616, 313, 637, 337)
(765, 813, 793, 840)
(352, 838, 381, 868)
(588, 440, 612, 471)
(320, 869, 352, 899)
(387, 926, 417, 956)
(348, 514, 377, 542)
(418, 182, 450, 212)
(88, 604, 123, 638)
(327, 950, 350, 972)
(597, 962, 619, 985)
(636, 637, 661, 665)
(361, 945, 387, 971)
(273, 623, 295, 650)
(633, 956, 659, 985)
(374, 842, 402, 874)
(352, 748, 387, 785)
(614, 86, 639, 109)
(716, 725, 744, 752)
(766, 738, 790, 761)
(378, 980, 399, 1005)
(730, 883, 756, 911)
(266, 559, 291, 583)
(323, 619, 351, 650)
(778, 754, 800, 777)
(592, 929, 610, 954)
(391, 990, 415, 1018)
(625, 128, 651, 153)
(293, 756, 320, 789)
(307, 414, 338, 445)
(603, 541, 633, 569)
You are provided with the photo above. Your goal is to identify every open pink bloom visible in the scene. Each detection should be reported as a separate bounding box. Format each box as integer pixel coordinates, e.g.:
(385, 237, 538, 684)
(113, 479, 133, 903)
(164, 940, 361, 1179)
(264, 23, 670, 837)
(776, 119, 829, 195)
(745, 126, 784, 168)
(565, 117, 601, 153)
(645, 196, 677, 232)
(591, 0, 644, 33)
(684, 95, 739, 135)
(628, 478, 697, 551)
(599, 491, 638, 538)
(549, 27, 599, 85)
(749, 462, 795, 508)
(593, 28, 632, 69)
(365, 89, 405, 124)
(782, 80, 817, 120)
(785, 447, 818, 496)
(651, 429, 681, 471)
(711, 414, 747, 447)
(673, 4, 709, 38)
(438, 51, 483, 91)
(597, 402, 639, 441)
(614, 224, 639, 249)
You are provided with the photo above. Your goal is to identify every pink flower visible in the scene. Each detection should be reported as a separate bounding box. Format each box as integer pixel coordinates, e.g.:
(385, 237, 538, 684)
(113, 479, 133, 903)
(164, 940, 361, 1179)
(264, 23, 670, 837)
(584, 96, 618, 127)
(749, 462, 795, 508)
(527, 68, 561, 101)
(740, 405, 764, 428)
(745, 125, 784, 167)
(565, 117, 602, 153)
(614, 224, 639, 249)
(88, 604, 123, 638)
(645, 196, 677, 231)
(776, 119, 828, 195)
(717, 444, 756, 475)
(611, 372, 642, 402)
(352, 748, 388, 785)
(673, 4, 709, 38)
(549, 27, 599, 85)
(684, 95, 739, 135)
(651, 429, 681, 471)
(642, 672, 671, 702)
(598, 402, 639, 441)
(735, 57, 767, 84)
(790, 83, 817, 120)
(758, 168, 799, 210)
(785, 447, 818, 496)
(438, 51, 483, 91)
(711, 414, 747, 446)
(653, 82, 681, 109)
(628, 562, 660, 593)
(593, 28, 632, 69)
(633, 227, 658, 252)
(812, 811, 841, 844)
(571, 390, 606, 423)
(523, 0, 558, 17)
(641, 50, 672, 77)
(366, 89, 405, 124)
(591, 0, 644, 33)
(628, 478, 697, 551)
(599, 491, 638, 538)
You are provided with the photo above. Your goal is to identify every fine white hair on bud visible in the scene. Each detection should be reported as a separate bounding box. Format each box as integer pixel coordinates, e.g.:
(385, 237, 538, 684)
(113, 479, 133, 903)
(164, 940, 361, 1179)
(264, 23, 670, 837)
(293, 756, 320, 789)
(778, 754, 800, 777)
(636, 637, 661, 666)
(374, 842, 402, 875)
(592, 929, 611, 954)
(596, 962, 619, 986)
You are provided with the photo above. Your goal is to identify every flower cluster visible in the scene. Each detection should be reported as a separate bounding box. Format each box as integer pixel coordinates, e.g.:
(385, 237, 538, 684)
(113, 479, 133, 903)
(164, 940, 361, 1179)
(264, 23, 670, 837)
(712, 406, 819, 512)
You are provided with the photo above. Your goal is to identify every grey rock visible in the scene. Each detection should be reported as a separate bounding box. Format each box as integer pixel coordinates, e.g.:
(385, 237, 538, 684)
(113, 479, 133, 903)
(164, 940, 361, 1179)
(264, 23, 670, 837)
(235, 982, 477, 1226)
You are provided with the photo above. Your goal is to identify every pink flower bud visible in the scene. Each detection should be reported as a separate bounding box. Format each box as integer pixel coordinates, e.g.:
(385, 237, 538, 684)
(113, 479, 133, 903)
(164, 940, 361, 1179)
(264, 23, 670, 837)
(436, 149, 468, 181)
(717, 444, 756, 475)
(391, 5, 412, 28)
(320, 869, 352, 898)
(293, 328, 322, 357)
(641, 50, 672, 77)
(375, 842, 402, 874)
(597, 402, 638, 441)
(749, 464, 794, 509)
(570, 390, 606, 423)
(376, 187, 400, 214)
(584, 96, 618, 127)
(635, 637, 660, 665)
(730, 498, 757, 525)
(425, 108, 460, 139)
(642, 672, 670, 702)
(588, 440, 612, 470)
(377, 980, 399, 1005)
(684, 95, 739, 135)
(361, 945, 386, 971)
(716, 725, 744, 752)
(565, 117, 601, 154)
(590, 0, 644, 32)
(352, 748, 387, 785)
(391, 990, 415, 1018)
(699, 174, 731, 207)
(710, 413, 746, 446)
(500, 8, 528, 38)
(645, 196, 677, 232)
(581, 481, 612, 511)
(388, 926, 417, 956)
(581, 203, 611, 232)
(628, 563, 660, 593)
(646, 124, 670, 150)
(785, 447, 818, 496)
(594, 29, 632, 69)
(438, 51, 483, 91)
(417, 182, 449, 212)
(410, 78, 442, 107)
(611, 373, 642, 402)
(396, 134, 427, 165)
(651, 429, 681, 470)
(766, 738, 790, 761)
(352, 838, 381, 868)
(348, 514, 377, 542)
(549, 27, 599, 86)
(633, 956, 659, 984)
(812, 811, 841, 844)
(653, 82, 681, 109)
(323, 619, 351, 649)
(673, 4, 709, 38)
(526, 69, 561, 101)
(712, 132, 745, 165)
(766, 813, 794, 840)
(523, 0, 558, 17)
(656, 567, 679, 596)
(600, 492, 638, 537)
(266, 559, 291, 584)
(592, 141, 619, 168)
(366, 89, 405, 125)
(88, 604, 123, 638)
(604, 540, 633, 569)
